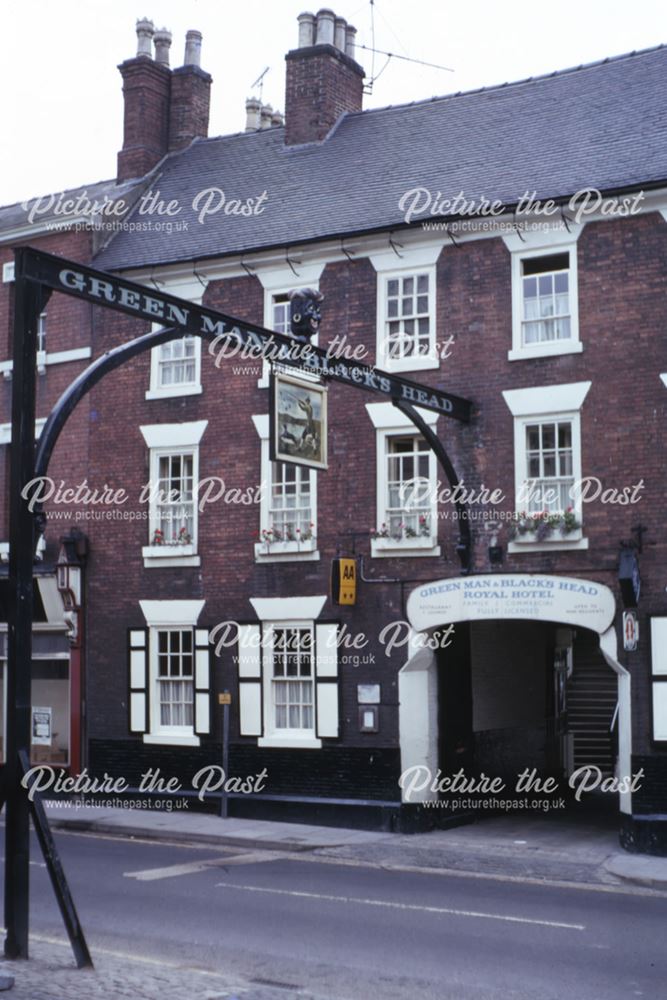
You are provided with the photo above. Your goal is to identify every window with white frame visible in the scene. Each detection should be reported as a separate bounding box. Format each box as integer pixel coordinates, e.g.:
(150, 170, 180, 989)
(234, 597, 337, 749)
(154, 452, 195, 544)
(504, 228, 583, 361)
(156, 628, 194, 728)
(366, 403, 439, 557)
(257, 289, 320, 388)
(140, 421, 207, 567)
(252, 415, 317, 560)
(37, 312, 47, 354)
(385, 436, 433, 539)
(130, 599, 208, 747)
(270, 292, 291, 335)
(370, 244, 441, 373)
(523, 419, 574, 513)
(269, 461, 313, 543)
(503, 382, 591, 550)
(521, 254, 571, 346)
(269, 625, 314, 732)
(147, 331, 202, 399)
(379, 271, 436, 370)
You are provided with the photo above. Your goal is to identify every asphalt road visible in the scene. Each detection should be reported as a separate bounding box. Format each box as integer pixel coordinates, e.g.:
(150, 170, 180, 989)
(12, 829, 667, 1000)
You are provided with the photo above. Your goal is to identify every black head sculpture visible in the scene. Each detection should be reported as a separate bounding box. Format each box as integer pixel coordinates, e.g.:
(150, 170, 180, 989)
(289, 288, 324, 343)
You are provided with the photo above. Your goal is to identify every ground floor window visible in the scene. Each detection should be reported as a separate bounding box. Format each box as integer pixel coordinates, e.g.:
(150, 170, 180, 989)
(270, 626, 314, 732)
(156, 628, 194, 729)
(0, 657, 71, 766)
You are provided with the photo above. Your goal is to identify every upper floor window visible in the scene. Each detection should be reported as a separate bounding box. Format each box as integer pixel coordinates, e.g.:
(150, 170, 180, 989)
(366, 403, 440, 558)
(270, 293, 291, 335)
(503, 382, 591, 552)
(521, 254, 571, 346)
(257, 289, 321, 388)
(252, 415, 318, 561)
(385, 435, 433, 539)
(524, 420, 574, 513)
(154, 452, 195, 544)
(147, 331, 202, 400)
(269, 461, 313, 542)
(37, 312, 47, 354)
(378, 268, 437, 372)
(504, 230, 583, 362)
(139, 421, 207, 568)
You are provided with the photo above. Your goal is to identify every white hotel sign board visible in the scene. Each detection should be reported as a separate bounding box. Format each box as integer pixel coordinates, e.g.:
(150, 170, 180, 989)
(407, 575, 616, 635)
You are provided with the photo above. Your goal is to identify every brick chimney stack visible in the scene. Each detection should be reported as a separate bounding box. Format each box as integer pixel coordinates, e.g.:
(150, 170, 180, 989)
(169, 30, 212, 152)
(117, 19, 171, 181)
(284, 8, 364, 146)
(117, 21, 212, 182)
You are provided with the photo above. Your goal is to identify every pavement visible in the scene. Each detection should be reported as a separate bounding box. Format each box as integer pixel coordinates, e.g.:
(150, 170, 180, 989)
(39, 798, 667, 891)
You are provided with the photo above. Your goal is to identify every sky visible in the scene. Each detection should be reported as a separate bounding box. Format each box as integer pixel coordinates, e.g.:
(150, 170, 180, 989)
(1, 0, 666, 206)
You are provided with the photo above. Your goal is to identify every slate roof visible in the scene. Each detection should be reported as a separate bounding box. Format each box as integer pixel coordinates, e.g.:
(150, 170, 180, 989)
(93, 45, 667, 271)
(0, 177, 145, 239)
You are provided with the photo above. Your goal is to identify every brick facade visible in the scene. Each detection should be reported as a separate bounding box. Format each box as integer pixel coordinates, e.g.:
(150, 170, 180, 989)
(2, 20, 667, 843)
(285, 45, 364, 145)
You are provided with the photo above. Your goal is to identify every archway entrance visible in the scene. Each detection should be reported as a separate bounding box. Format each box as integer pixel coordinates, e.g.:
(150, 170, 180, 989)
(399, 574, 631, 821)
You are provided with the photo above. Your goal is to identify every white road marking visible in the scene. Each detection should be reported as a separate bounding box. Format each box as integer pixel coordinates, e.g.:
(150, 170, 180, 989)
(215, 881, 586, 930)
(124, 851, 287, 881)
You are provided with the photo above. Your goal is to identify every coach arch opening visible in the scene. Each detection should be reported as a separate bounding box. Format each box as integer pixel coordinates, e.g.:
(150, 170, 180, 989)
(399, 574, 632, 819)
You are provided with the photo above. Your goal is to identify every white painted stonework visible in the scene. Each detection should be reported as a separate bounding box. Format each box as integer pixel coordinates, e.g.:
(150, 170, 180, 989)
(407, 575, 616, 636)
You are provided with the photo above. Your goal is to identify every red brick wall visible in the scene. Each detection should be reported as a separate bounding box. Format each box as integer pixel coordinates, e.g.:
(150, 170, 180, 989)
(117, 58, 171, 181)
(169, 67, 211, 151)
(0, 228, 94, 546)
(9, 211, 664, 769)
(284, 45, 364, 145)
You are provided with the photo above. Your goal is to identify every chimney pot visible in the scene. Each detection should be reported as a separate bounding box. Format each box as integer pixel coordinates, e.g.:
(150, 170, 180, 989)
(345, 24, 357, 60)
(184, 29, 202, 67)
(135, 18, 155, 57)
(245, 96, 262, 131)
(259, 104, 273, 129)
(334, 16, 347, 51)
(271, 109, 284, 127)
(153, 28, 172, 66)
(315, 8, 335, 46)
(297, 11, 316, 48)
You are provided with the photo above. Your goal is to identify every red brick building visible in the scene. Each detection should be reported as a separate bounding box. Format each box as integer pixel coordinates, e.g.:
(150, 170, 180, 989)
(2, 12, 667, 849)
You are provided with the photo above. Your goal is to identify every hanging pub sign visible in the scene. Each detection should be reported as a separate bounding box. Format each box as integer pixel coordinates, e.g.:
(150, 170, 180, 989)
(331, 557, 357, 605)
(270, 369, 328, 471)
(623, 610, 639, 651)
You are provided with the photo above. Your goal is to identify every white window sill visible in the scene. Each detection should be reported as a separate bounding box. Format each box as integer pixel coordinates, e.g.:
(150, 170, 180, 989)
(142, 733, 201, 747)
(254, 540, 318, 562)
(371, 537, 440, 558)
(145, 385, 203, 400)
(142, 544, 201, 568)
(508, 532, 589, 554)
(258, 735, 322, 749)
(379, 355, 439, 374)
(508, 341, 583, 362)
